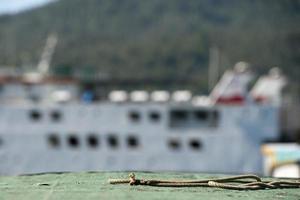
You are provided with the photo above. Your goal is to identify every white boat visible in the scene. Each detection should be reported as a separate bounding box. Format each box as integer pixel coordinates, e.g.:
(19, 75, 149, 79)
(0, 63, 288, 175)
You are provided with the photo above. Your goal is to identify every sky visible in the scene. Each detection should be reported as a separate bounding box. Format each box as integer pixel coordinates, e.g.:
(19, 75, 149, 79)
(0, 0, 53, 15)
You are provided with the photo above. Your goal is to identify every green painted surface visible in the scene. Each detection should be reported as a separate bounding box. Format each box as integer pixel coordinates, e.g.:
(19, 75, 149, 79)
(0, 172, 300, 200)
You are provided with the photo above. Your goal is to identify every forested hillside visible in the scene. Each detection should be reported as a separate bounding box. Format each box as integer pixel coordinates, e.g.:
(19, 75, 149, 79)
(0, 0, 299, 92)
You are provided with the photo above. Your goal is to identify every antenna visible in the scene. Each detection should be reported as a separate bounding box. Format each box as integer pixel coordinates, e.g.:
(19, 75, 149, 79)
(37, 33, 58, 75)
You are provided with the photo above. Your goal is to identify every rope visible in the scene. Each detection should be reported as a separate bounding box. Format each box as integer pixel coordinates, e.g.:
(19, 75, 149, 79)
(108, 173, 300, 190)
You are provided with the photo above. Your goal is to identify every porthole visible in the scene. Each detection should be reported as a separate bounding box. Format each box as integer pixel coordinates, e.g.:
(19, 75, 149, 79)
(29, 110, 42, 121)
(149, 111, 161, 122)
(127, 135, 139, 148)
(107, 135, 119, 149)
(48, 134, 60, 148)
(168, 139, 181, 150)
(128, 111, 141, 122)
(87, 135, 99, 148)
(189, 139, 202, 150)
(68, 135, 80, 148)
(50, 110, 62, 122)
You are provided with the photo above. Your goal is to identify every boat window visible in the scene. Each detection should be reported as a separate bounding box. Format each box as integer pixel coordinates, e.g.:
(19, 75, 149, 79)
(189, 139, 202, 150)
(194, 110, 208, 121)
(50, 110, 62, 122)
(169, 109, 189, 128)
(68, 135, 80, 148)
(128, 111, 141, 122)
(170, 108, 220, 128)
(107, 135, 119, 149)
(170, 110, 188, 121)
(127, 135, 139, 148)
(149, 111, 161, 122)
(48, 134, 60, 148)
(0, 138, 3, 147)
(87, 134, 99, 148)
(29, 110, 42, 121)
(168, 139, 181, 150)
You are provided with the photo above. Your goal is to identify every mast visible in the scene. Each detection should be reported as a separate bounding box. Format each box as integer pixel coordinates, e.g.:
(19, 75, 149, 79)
(37, 33, 58, 75)
(208, 46, 220, 92)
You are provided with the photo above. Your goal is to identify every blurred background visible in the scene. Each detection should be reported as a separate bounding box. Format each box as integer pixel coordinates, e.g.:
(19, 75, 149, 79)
(0, 0, 299, 92)
(0, 0, 300, 176)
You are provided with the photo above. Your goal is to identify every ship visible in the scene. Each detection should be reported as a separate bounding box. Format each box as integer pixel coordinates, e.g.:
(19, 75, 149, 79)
(0, 60, 290, 175)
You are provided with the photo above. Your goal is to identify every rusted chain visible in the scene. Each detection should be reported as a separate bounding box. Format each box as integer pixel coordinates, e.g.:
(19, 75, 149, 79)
(108, 173, 300, 190)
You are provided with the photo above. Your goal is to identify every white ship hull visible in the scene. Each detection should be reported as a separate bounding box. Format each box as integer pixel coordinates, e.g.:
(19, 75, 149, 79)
(0, 102, 279, 175)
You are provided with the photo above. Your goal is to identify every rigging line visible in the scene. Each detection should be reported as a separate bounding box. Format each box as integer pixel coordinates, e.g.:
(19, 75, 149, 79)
(108, 173, 300, 190)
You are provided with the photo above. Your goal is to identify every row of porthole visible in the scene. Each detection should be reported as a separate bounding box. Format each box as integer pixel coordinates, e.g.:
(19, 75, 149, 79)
(29, 110, 62, 122)
(128, 110, 161, 123)
(168, 138, 203, 151)
(48, 134, 139, 149)
(0, 135, 202, 152)
(29, 110, 162, 123)
(29, 109, 218, 125)
(47, 134, 202, 151)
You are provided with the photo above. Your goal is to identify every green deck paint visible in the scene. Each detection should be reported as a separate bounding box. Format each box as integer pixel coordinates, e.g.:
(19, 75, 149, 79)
(0, 172, 299, 200)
